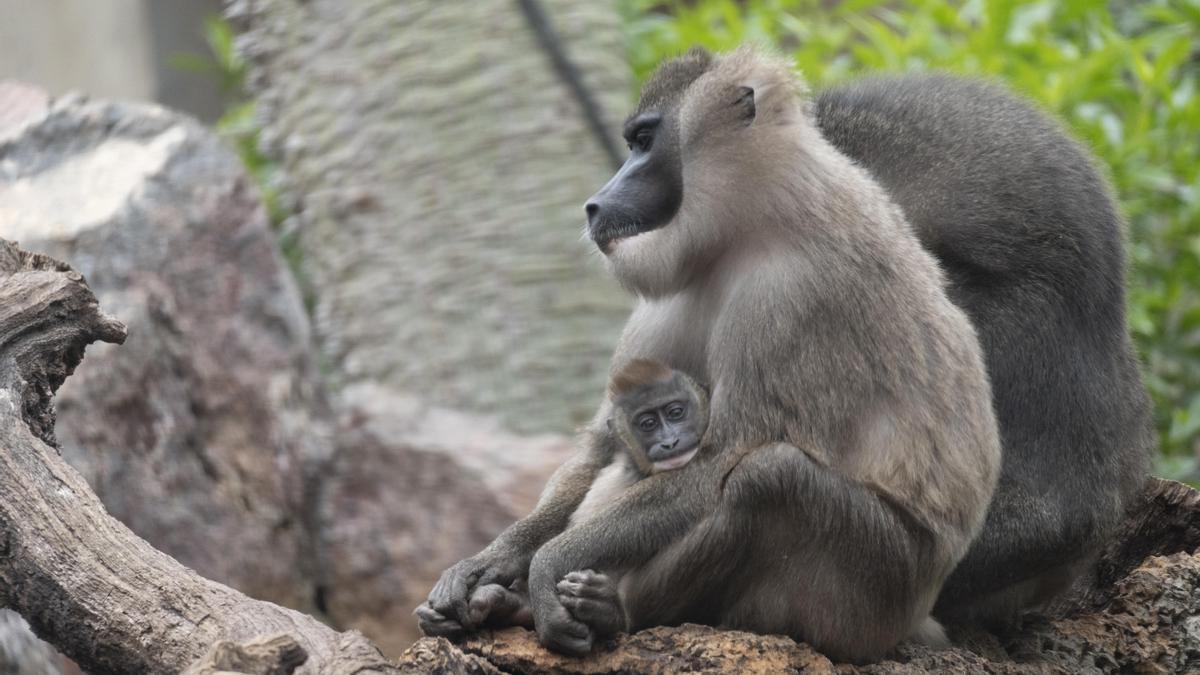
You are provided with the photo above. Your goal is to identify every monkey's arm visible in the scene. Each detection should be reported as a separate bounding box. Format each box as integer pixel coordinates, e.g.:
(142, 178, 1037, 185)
(527, 457, 720, 654)
(417, 423, 620, 636)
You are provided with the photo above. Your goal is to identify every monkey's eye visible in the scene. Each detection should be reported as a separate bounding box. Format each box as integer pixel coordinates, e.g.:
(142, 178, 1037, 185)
(666, 404, 686, 421)
(632, 128, 653, 153)
(637, 415, 658, 432)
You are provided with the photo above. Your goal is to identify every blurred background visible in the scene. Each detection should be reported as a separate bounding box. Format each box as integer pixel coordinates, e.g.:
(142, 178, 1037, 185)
(0, 0, 1197, 671)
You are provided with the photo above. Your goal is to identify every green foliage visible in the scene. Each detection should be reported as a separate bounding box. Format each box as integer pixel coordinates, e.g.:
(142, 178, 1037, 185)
(622, 0, 1200, 477)
(174, 17, 285, 228)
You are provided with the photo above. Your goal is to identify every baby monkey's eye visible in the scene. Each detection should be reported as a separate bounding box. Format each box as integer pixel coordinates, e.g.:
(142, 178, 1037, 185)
(637, 415, 659, 431)
(666, 404, 686, 421)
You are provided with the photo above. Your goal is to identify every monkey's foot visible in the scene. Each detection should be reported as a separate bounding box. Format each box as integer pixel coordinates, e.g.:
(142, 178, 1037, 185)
(557, 570, 625, 638)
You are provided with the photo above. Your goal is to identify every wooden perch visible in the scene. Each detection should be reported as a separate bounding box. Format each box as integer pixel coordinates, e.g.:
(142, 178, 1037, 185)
(2, 235, 1199, 674)
(0, 239, 398, 675)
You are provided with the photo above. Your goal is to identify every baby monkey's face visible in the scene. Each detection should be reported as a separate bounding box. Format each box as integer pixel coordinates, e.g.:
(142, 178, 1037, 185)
(609, 363, 710, 474)
(629, 391, 703, 472)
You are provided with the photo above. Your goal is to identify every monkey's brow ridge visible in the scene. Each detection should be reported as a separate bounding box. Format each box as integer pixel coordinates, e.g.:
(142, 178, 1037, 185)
(622, 113, 662, 140)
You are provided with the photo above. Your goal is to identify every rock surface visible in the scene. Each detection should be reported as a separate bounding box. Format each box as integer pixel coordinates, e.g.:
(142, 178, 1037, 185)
(319, 384, 561, 653)
(0, 83, 330, 612)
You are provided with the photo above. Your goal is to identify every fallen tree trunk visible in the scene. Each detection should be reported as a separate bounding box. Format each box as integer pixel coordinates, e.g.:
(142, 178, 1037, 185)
(2, 236, 1199, 674)
(0, 239, 399, 675)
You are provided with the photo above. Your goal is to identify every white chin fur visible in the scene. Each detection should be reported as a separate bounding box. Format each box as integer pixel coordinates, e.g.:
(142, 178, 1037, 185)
(653, 446, 698, 472)
(604, 226, 681, 298)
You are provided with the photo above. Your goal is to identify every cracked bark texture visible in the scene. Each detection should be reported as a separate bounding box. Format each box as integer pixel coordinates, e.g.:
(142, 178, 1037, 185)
(227, 0, 633, 435)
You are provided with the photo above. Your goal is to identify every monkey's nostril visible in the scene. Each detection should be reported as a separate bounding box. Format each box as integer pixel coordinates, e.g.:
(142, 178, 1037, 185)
(585, 202, 600, 223)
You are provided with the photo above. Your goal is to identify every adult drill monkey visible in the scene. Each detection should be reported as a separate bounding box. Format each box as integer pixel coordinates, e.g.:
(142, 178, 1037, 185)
(419, 46, 1006, 662)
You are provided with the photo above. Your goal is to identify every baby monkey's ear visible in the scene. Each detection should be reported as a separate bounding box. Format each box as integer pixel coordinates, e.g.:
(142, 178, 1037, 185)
(606, 417, 614, 431)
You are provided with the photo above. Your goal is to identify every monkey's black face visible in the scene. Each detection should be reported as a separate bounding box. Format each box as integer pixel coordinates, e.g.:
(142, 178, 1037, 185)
(630, 395, 702, 472)
(584, 111, 683, 253)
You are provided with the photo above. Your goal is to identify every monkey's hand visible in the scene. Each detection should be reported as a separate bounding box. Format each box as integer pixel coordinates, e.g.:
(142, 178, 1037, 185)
(418, 550, 529, 636)
(528, 458, 717, 655)
(533, 592, 597, 655)
(558, 570, 625, 638)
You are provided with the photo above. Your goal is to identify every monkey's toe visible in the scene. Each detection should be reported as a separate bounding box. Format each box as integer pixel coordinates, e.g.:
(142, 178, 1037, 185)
(558, 570, 616, 599)
(559, 594, 624, 637)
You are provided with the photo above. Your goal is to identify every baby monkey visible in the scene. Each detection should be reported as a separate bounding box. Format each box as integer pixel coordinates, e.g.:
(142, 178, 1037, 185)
(553, 360, 710, 639)
(459, 360, 708, 635)
(571, 359, 710, 526)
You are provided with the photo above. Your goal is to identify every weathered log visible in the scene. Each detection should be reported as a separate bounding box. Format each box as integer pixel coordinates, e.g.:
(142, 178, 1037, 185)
(0, 239, 402, 674)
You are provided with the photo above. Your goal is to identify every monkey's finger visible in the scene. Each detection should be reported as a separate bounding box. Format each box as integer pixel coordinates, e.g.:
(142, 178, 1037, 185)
(414, 603, 466, 639)
(558, 594, 606, 616)
(476, 567, 511, 588)
(429, 569, 474, 623)
(558, 576, 616, 600)
(558, 595, 623, 634)
(507, 604, 535, 628)
(562, 569, 613, 587)
(468, 584, 527, 626)
(556, 578, 585, 597)
(561, 570, 599, 583)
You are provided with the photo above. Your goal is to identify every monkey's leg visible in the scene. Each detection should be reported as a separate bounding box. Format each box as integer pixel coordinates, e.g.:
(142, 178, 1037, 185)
(527, 457, 720, 655)
(625, 443, 947, 664)
(932, 481, 1106, 628)
(419, 426, 620, 636)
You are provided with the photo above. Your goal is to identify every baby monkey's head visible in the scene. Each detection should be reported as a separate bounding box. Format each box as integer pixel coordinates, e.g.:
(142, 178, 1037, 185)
(608, 359, 709, 475)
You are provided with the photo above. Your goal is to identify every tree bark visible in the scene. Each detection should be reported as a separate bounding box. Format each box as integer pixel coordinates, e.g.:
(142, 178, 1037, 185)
(0, 239, 397, 675)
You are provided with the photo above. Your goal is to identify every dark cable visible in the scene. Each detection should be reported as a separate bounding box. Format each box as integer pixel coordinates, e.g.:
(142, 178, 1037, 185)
(515, 0, 625, 170)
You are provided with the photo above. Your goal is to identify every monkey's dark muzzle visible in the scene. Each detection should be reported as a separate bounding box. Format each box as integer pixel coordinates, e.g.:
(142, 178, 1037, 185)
(588, 216, 643, 253)
(584, 141, 682, 252)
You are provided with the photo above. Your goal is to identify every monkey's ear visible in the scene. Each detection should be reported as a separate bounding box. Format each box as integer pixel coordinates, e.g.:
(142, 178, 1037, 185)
(735, 86, 756, 123)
